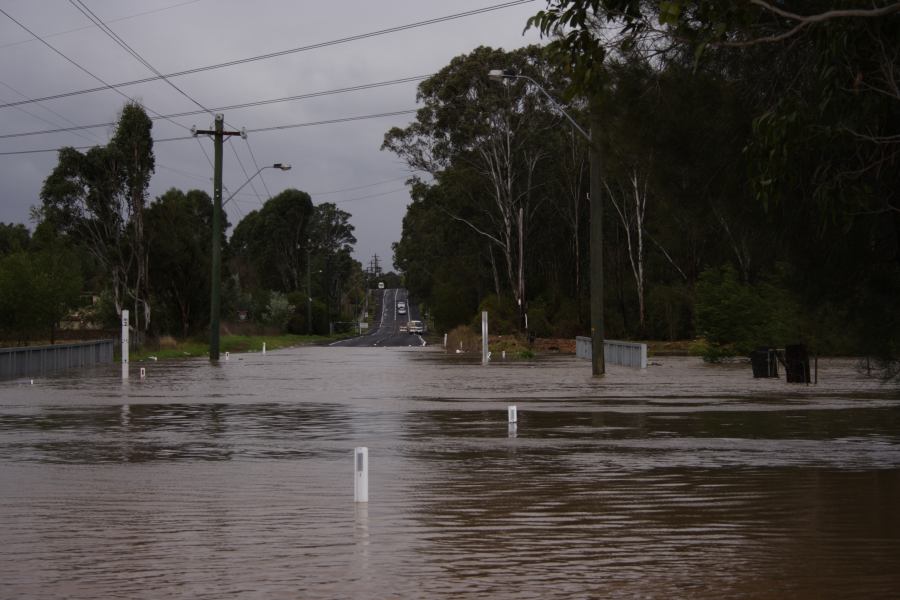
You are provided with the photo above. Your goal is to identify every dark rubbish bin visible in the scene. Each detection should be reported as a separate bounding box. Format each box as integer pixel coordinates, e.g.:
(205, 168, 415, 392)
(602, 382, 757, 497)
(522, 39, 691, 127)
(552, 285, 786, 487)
(784, 344, 811, 383)
(750, 348, 779, 378)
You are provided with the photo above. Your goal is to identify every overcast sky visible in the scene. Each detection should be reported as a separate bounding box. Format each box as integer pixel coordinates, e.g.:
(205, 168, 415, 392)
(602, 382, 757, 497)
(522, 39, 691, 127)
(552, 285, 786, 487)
(0, 0, 544, 269)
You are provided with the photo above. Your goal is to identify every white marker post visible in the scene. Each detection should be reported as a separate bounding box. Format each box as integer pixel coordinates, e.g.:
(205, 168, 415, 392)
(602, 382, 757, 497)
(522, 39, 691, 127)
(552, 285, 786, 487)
(121, 310, 129, 380)
(443, 333, 447, 349)
(225, 351, 230, 361)
(354, 447, 369, 503)
(139, 367, 146, 379)
(262, 342, 266, 355)
(508, 405, 518, 423)
(481, 311, 489, 365)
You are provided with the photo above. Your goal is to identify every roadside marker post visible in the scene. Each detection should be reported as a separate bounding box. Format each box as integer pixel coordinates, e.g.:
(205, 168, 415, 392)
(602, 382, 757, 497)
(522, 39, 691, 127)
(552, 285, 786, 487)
(354, 447, 369, 503)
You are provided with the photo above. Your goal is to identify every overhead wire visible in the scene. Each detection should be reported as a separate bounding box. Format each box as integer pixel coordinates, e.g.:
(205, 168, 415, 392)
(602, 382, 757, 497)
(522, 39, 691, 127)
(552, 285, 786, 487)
(0, 79, 103, 146)
(0, 0, 203, 51)
(0, 76, 427, 140)
(242, 138, 272, 200)
(0, 109, 418, 156)
(0, 6, 193, 133)
(68, 0, 215, 117)
(0, 0, 534, 110)
(227, 138, 264, 207)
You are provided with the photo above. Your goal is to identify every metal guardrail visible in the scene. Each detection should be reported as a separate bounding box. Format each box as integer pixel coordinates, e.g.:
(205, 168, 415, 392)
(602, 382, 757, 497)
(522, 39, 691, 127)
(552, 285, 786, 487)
(576, 336, 647, 369)
(0, 339, 114, 380)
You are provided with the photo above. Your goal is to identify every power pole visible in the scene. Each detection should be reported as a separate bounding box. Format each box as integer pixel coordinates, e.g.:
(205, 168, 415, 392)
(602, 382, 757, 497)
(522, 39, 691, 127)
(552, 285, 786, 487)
(307, 246, 312, 335)
(193, 114, 243, 361)
(589, 103, 605, 376)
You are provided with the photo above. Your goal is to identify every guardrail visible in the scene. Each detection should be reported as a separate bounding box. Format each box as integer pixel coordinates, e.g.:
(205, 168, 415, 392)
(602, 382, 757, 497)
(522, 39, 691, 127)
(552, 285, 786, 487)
(0, 339, 114, 380)
(575, 336, 647, 369)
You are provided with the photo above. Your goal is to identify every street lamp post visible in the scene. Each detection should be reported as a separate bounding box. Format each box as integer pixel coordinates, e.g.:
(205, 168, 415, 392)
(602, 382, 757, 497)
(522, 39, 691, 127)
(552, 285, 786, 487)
(488, 69, 605, 376)
(210, 161, 291, 361)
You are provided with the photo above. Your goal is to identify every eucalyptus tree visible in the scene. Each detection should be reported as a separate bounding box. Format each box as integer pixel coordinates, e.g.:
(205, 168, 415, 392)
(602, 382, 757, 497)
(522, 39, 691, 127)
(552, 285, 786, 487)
(38, 102, 155, 332)
(230, 188, 314, 294)
(383, 45, 582, 329)
(145, 189, 218, 338)
(528, 0, 900, 360)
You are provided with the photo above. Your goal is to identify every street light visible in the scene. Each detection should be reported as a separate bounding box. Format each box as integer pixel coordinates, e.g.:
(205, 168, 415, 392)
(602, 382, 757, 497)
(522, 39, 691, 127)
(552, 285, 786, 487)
(224, 163, 292, 205)
(489, 68, 605, 376)
(209, 162, 291, 361)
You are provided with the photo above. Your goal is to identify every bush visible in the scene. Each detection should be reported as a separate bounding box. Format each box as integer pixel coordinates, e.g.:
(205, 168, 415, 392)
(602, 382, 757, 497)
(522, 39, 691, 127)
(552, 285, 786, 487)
(262, 292, 294, 330)
(446, 324, 481, 352)
(472, 294, 520, 334)
(694, 264, 802, 360)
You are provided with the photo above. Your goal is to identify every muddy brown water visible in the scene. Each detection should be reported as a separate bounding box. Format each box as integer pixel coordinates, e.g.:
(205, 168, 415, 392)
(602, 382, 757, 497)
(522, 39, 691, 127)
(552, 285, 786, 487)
(1, 348, 898, 599)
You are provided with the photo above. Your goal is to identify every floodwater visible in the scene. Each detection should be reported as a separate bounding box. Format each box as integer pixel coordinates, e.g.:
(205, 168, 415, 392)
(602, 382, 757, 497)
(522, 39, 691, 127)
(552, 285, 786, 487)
(0, 348, 898, 599)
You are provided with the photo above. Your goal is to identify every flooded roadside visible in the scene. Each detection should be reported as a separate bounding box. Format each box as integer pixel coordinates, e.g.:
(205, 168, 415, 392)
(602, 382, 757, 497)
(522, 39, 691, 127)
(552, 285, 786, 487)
(1, 349, 898, 598)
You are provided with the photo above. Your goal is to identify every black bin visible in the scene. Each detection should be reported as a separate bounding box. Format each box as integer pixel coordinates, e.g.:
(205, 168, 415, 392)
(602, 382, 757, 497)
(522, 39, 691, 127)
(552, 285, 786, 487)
(784, 344, 811, 383)
(750, 348, 779, 378)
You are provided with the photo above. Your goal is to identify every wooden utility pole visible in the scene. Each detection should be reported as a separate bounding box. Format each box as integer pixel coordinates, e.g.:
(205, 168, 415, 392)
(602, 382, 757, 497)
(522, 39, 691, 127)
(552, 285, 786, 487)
(193, 114, 243, 361)
(589, 104, 605, 376)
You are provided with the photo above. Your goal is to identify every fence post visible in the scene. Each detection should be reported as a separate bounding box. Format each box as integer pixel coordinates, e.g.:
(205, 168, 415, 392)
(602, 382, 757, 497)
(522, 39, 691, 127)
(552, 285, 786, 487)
(121, 310, 129, 380)
(481, 311, 489, 365)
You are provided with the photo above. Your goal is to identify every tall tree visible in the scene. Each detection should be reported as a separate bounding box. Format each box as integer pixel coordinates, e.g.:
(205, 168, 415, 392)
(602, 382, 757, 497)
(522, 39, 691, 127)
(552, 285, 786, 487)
(230, 189, 314, 293)
(383, 45, 579, 329)
(38, 102, 155, 332)
(145, 188, 218, 338)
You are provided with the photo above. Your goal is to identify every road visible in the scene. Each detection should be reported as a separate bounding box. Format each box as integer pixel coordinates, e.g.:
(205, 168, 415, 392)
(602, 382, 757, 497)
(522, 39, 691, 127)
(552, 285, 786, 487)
(330, 288, 427, 347)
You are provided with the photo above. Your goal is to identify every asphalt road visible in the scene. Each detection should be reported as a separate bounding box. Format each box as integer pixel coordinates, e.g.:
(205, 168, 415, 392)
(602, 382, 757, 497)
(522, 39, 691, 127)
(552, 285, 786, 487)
(330, 288, 427, 348)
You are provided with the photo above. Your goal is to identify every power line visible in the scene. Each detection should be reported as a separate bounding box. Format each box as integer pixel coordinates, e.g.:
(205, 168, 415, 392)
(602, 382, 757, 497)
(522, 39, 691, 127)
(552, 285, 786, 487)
(68, 0, 214, 116)
(309, 176, 410, 196)
(0, 79, 103, 146)
(328, 188, 409, 205)
(0, 75, 427, 140)
(0, 109, 416, 156)
(0, 0, 534, 110)
(0, 7, 192, 133)
(246, 110, 417, 134)
(0, 0, 203, 51)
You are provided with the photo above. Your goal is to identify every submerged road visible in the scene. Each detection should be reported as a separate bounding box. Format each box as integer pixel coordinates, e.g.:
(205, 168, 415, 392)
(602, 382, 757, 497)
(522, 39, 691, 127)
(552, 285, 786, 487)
(330, 288, 427, 348)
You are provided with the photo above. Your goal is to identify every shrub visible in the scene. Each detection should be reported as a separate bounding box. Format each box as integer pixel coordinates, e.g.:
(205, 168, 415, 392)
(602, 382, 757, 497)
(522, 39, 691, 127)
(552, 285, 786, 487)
(262, 292, 295, 330)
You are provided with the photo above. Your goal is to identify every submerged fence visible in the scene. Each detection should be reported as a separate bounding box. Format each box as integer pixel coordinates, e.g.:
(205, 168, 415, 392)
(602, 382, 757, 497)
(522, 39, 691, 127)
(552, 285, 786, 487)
(0, 340, 114, 380)
(575, 336, 647, 369)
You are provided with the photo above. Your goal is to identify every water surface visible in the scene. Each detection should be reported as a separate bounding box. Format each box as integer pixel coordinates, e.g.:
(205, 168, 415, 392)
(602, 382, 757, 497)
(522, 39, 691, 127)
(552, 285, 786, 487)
(1, 349, 898, 598)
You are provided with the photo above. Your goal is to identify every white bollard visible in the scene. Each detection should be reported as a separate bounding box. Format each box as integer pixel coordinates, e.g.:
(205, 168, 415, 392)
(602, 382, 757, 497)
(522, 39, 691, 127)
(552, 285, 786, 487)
(225, 351, 230, 361)
(443, 333, 447, 349)
(121, 310, 129, 380)
(354, 447, 369, 503)
(262, 342, 266, 354)
(502, 350, 506, 360)
(481, 311, 489, 365)
(139, 367, 146, 379)
(508, 405, 518, 423)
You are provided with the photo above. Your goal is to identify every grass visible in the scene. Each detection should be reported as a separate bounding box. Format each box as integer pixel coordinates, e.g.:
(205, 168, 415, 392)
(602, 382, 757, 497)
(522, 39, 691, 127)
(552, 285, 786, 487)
(125, 333, 348, 362)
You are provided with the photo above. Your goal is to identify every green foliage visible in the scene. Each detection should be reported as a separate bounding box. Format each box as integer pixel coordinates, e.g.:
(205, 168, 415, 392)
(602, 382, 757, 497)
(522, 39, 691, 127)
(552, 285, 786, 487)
(0, 246, 82, 343)
(0, 223, 29, 256)
(694, 264, 802, 359)
(473, 294, 520, 335)
(230, 189, 314, 293)
(262, 292, 295, 329)
(38, 101, 155, 331)
(145, 188, 216, 338)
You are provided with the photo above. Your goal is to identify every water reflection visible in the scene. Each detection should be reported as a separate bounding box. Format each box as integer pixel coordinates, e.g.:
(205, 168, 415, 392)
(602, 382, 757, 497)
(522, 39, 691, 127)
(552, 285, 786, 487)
(0, 350, 898, 598)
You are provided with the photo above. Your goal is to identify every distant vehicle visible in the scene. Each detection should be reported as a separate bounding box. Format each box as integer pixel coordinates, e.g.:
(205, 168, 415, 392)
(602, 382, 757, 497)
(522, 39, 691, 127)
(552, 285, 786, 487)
(378, 282, 384, 289)
(407, 320, 424, 334)
(397, 301, 407, 315)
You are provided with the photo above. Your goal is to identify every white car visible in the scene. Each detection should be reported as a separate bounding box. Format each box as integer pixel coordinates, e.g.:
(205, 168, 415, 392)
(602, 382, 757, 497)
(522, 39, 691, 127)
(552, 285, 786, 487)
(407, 320, 424, 334)
(397, 301, 407, 315)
